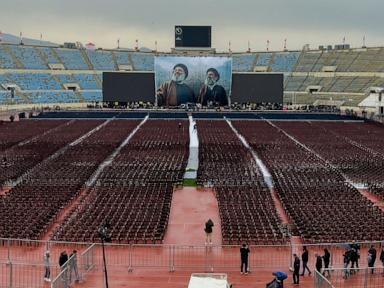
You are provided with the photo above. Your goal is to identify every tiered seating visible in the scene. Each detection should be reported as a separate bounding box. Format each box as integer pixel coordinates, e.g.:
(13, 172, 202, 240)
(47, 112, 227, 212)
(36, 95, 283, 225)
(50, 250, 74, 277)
(52, 120, 189, 243)
(73, 74, 99, 89)
(130, 53, 154, 71)
(55, 73, 75, 84)
(277, 121, 384, 184)
(0, 120, 101, 186)
(5, 73, 62, 90)
(24, 91, 79, 103)
(40, 47, 61, 64)
(56, 48, 89, 70)
(86, 50, 115, 70)
(347, 49, 384, 72)
(114, 51, 130, 65)
(0, 120, 137, 239)
(232, 54, 256, 72)
(255, 53, 272, 66)
(197, 120, 287, 244)
(294, 52, 321, 72)
(80, 91, 102, 102)
(271, 52, 300, 72)
(234, 121, 384, 242)
(10, 46, 47, 69)
(0, 46, 17, 68)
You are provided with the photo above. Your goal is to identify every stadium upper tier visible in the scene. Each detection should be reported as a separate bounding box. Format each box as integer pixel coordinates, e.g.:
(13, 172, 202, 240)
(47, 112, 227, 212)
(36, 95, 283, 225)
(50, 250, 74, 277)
(0, 44, 384, 105)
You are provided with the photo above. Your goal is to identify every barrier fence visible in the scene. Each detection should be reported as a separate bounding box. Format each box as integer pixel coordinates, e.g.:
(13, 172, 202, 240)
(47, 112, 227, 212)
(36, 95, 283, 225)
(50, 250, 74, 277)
(314, 268, 384, 288)
(0, 262, 60, 288)
(0, 238, 383, 288)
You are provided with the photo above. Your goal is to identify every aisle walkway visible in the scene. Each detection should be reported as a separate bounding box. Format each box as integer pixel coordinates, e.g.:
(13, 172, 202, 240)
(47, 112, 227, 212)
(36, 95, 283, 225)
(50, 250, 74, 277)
(163, 187, 222, 245)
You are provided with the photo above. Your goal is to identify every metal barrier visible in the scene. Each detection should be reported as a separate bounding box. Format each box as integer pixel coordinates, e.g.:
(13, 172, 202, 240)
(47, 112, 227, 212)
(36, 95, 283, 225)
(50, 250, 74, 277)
(314, 270, 334, 288)
(81, 243, 96, 274)
(315, 268, 384, 288)
(0, 237, 384, 288)
(0, 262, 59, 288)
(51, 254, 81, 288)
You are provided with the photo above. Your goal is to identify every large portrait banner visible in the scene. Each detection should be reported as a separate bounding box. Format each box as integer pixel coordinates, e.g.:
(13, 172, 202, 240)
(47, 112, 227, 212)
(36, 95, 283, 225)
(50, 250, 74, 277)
(155, 56, 232, 107)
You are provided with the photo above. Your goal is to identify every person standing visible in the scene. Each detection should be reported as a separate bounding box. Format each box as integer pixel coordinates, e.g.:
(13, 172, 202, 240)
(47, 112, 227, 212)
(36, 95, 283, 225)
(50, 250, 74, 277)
(315, 253, 323, 274)
(204, 219, 214, 245)
(380, 247, 384, 274)
(322, 248, 331, 277)
(350, 241, 361, 268)
(70, 250, 80, 282)
(59, 251, 69, 270)
(240, 243, 250, 275)
(368, 245, 377, 274)
(343, 248, 352, 279)
(301, 246, 311, 276)
(293, 253, 300, 285)
(59, 251, 69, 288)
(43, 250, 51, 282)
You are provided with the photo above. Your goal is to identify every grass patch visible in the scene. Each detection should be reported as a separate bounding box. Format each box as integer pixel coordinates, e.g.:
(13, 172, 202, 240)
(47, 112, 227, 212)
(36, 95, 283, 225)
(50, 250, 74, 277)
(183, 178, 197, 187)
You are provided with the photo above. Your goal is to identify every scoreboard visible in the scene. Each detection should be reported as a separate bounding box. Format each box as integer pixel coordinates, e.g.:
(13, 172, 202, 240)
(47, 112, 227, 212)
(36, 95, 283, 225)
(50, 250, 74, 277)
(175, 26, 211, 48)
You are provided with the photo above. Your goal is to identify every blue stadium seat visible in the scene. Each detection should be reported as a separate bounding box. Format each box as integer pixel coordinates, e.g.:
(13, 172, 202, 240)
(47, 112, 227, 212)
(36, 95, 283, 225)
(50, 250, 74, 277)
(256, 53, 272, 66)
(232, 54, 256, 72)
(73, 74, 100, 89)
(86, 50, 115, 70)
(130, 53, 154, 71)
(80, 91, 102, 102)
(5, 73, 62, 90)
(114, 51, 130, 65)
(56, 48, 89, 70)
(271, 52, 300, 72)
(40, 47, 62, 64)
(0, 46, 17, 69)
(10, 46, 47, 69)
(25, 91, 79, 103)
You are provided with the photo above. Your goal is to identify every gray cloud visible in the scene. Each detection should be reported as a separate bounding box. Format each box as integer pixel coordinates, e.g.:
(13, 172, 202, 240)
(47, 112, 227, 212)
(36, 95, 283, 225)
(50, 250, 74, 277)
(1, 0, 383, 51)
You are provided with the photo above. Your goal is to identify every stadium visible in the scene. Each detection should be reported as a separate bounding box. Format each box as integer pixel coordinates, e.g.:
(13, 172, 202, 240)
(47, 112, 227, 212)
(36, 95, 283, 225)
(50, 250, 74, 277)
(1, 3, 384, 288)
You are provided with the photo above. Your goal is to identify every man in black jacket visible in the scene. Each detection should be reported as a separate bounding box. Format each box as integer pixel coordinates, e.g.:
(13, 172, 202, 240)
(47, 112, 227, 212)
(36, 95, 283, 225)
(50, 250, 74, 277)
(301, 246, 311, 276)
(204, 219, 214, 245)
(315, 253, 323, 274)
(198, 68, 228, 107)
(240, 243, 250, 274)
(368, 245, 377, 274)
(293, 253, 300, 285)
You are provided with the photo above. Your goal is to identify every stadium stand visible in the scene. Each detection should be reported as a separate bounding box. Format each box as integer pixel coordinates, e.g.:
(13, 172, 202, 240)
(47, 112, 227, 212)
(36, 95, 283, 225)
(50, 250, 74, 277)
(232, 54, 256, 72)
(0, 45, 17, 68)
(10, 46, 47, 69)
(73, 74, 100, 89)
(5, 73, 62, 90)
(86, 50, 115, 70)
(0, 43, 384, 106)
(255, 52, 272, 66)
(114, 51, 130, 65)
(270, 52, 300, 72)
(55, 48, 89, 70)
(130, 53, 154, 71)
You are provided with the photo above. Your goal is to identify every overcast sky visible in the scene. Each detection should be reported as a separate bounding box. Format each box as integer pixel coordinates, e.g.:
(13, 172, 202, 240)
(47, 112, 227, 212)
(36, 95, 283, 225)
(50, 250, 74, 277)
(1, 0, 383, 52)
